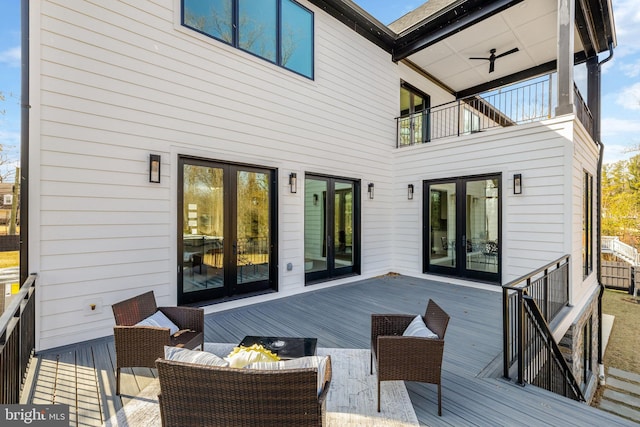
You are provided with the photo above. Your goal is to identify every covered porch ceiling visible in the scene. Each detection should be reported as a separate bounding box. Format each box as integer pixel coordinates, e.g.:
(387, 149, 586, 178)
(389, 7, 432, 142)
(309, 0, 616, 98)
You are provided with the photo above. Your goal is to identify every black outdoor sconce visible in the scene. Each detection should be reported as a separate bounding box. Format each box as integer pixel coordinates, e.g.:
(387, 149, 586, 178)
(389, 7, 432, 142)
(514, 173, 522, 194)
(149, 154, 161, 183)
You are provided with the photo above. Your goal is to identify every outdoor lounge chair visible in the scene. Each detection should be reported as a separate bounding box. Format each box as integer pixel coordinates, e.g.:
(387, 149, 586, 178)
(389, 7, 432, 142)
(370, 299, 450, 415)
(111, 290, 204, 395)
(156, 355, 332, 426)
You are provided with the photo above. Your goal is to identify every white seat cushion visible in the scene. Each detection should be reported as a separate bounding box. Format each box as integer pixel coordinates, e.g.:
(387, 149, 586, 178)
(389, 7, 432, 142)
(164, 346, 229, 367)
(246, 356, 329, 396)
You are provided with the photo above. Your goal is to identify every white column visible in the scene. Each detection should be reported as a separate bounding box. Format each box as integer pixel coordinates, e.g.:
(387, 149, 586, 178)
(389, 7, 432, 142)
(556, 0, 575, 116)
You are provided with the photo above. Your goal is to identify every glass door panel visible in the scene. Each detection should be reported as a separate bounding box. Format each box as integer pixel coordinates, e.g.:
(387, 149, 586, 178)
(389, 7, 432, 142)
(305, 175, 360, 284)
(334, 181, 354, 269)
(236, 170, 271, 286)
(182, 164, 225, 297)
(465, 179, 499, 274)
(179, 158, 276, 304)
(428, 183, 456, 270)
(425, 175, 500, 283)
(304, 178, 328, 275)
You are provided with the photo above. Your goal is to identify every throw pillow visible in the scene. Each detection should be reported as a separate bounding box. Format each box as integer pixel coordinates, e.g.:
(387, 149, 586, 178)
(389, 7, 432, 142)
(164, 346, 229, 367)
(135, 310, 179, 335)
(225, 344, 280, 368)
(246, 356, 329, 396)
(402, 314, 438, 338)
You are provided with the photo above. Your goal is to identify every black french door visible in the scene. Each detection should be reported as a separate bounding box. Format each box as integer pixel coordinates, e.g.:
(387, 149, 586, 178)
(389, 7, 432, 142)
(304, 175, 360, 284)
(178, 157, 277, 304)
(423, 174, 501, 283)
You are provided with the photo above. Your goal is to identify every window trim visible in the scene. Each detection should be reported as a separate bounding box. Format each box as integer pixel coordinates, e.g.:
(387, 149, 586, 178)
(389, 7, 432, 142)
(181, 0, 314, 80)
(583, 170, 593, 278)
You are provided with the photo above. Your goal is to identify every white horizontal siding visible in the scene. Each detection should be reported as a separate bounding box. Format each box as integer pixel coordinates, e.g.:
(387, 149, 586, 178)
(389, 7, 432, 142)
(392, 117, 576, 282)
(32, 0, 399, 349)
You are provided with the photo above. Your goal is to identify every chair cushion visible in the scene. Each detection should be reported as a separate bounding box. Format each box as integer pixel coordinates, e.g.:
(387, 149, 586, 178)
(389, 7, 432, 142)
(403, 315, 438, 338)
(135, 310, 179, 335)
(164, 346, 229, 367)
(225, 344, 280, 368)
(246, 356, 329, 396)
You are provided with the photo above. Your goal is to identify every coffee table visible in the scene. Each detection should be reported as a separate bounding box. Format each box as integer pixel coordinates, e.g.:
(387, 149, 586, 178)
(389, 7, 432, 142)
(239, 335, 317, 359)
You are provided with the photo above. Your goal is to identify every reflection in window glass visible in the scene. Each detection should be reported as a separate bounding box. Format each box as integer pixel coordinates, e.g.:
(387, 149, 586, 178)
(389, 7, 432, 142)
(281, 0, 313, 77)
(239, 0, 277, 62)
(182, 0, 313, 79)
(183, 0, 233, 44)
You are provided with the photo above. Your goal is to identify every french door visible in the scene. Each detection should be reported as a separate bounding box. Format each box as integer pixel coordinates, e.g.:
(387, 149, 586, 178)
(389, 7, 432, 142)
(424, 174, 501, 283)
(178, 157, 277, 304)
(304, 175, 360, 284)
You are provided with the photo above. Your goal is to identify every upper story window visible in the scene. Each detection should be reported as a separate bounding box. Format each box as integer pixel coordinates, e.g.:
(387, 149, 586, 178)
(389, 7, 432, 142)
(182, 0, 314, 79)
(398, 83, 430, 147)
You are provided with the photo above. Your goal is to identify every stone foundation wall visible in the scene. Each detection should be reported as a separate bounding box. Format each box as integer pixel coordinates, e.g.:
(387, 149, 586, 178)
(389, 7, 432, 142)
(558, 287, 600, 403)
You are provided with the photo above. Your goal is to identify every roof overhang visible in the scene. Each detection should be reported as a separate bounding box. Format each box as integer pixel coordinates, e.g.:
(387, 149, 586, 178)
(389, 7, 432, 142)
(312, 0, 617, 97)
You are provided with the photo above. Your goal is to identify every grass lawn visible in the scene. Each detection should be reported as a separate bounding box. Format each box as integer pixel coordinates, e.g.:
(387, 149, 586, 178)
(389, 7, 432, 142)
(0, 251, 18, 269)
(602, 288, 640, 375)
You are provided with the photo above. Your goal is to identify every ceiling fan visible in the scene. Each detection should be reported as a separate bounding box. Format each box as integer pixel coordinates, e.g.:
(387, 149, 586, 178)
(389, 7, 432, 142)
(469, 47, 519, 73)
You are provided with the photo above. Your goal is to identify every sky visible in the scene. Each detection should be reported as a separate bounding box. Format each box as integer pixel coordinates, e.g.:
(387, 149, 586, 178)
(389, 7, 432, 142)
(0, 1, 638, 169)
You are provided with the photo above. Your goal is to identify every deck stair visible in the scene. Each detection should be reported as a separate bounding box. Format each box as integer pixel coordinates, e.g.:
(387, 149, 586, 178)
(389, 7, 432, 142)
(602, 236, 640, 267)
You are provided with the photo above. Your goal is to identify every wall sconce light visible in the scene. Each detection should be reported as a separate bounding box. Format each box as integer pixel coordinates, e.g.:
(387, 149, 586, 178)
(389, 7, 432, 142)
(408, 184, 414, 200)
(149, 154, 161, 183)
(368, 183, 374, 199)
(289, 172, 297, 193)
(514, 174, 522, 194)
(313, 194, 319, 206)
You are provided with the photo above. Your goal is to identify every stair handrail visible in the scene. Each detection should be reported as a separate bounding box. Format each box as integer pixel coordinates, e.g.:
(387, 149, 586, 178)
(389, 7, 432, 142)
(521, 295, 585, 401)
(602, 236, 639, 266)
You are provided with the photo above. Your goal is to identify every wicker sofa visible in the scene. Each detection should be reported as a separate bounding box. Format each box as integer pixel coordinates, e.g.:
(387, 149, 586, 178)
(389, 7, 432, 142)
(155, 354, 332, 427)
(370, 299, 450, 415)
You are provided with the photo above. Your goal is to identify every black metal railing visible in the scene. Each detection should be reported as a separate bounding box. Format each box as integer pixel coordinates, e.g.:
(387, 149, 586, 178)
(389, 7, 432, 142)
(521, 295, 584, 401)
(0, 273, 36, 404)
(573, 84, 594, 137)
(502, 255, 583, 400)
(397, 75, 594, 147)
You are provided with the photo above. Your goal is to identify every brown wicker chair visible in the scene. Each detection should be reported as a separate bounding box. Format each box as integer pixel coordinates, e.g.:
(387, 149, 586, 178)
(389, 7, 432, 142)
(156, 355, 332, 426)
(112, 290, 204, 395)
(370, 299, 450, 415)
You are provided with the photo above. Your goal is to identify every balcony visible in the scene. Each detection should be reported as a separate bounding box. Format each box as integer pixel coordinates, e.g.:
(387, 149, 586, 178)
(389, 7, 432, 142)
(397, 75, 594, 148)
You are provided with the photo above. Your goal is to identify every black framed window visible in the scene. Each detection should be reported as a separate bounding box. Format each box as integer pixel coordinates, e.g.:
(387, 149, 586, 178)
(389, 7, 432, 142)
(583, 171, 593, 278)
(182, 0, 314, 79)
(398, 82, 430, 146)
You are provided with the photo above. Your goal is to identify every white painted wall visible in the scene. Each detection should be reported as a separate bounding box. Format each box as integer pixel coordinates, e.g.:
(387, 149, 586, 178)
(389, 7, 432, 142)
(31, 0, 399, 350)
(392, 116, 582, 284)
(29, 0, 601, 351)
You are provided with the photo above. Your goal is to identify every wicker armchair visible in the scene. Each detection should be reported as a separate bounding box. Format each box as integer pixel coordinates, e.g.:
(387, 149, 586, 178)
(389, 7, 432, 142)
(370, 299, 450, 415)
(112, 291, 204, 395)
(156, 355, 332, 426)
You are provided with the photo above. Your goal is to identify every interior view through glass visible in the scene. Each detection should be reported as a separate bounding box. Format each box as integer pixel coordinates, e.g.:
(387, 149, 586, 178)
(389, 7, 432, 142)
(181, 161, 272, 302)
(304, 176, 356, 282)
(428, 177, 499, 276)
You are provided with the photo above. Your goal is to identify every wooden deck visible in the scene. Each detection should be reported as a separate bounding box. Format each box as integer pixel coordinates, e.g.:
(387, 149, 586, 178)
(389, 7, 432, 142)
(21, 275, 635, 426)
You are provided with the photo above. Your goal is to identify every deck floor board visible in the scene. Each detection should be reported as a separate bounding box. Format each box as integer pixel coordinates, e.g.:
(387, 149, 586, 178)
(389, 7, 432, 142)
(24, 275, 635, 426)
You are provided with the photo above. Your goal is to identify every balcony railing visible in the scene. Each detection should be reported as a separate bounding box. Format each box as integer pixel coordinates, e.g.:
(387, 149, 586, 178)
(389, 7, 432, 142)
(397, 75, 594, 147)
(0, 273, 36, 404)
(502, 255, 584, 401)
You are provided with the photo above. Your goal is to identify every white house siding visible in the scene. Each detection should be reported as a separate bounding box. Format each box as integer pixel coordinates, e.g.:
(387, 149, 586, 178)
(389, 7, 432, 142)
(31, 0, 402, 350)
(570, 119, 600, 303)
(391, 116, 579, 284)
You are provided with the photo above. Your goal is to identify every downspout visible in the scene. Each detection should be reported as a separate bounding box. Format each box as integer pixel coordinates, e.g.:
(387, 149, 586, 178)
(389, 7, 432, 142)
(19, 0, 29, 285)
(596, 42, 614, 385)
